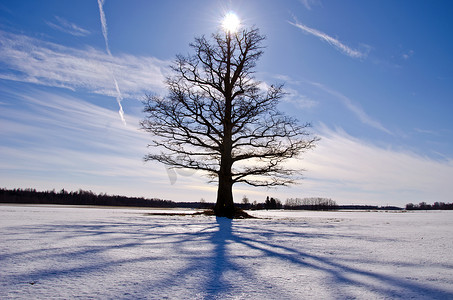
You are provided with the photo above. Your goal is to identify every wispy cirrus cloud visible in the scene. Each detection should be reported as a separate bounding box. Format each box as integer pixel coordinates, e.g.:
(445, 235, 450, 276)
(0, 30, 169, 98)
(299, 0, 321, 10)
(309, 81, 391, 134)
(0, 89, 152, 178)
(289, 18, 368, 59)
(2, 88, 452, 205)
(46, 16, 90, 37)
(0, 88, 215, 200)
(299, 125, 453, 205)
(283, 86, 318, 109)
(266, 73, 387, 133)
(402, 49, 414, 60)
(414, 128, 439, 136)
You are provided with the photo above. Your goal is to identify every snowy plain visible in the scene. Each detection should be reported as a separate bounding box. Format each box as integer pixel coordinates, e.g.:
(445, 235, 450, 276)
(1, 205, 452, 299)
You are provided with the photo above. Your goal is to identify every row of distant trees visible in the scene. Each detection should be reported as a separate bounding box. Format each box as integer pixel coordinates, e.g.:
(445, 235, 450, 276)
(5, 188, 451, 211)
(406, 202, 453, 210)
(1, 188, 338, 211)
(0, 188, 189, 208)
(239, 196, 337, 210)
(252, 196, 284, 210)
(285, 197, 338, 210)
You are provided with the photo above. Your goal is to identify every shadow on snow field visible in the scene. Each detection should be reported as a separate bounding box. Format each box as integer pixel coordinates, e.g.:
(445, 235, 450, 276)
(1, 211, 452, 299)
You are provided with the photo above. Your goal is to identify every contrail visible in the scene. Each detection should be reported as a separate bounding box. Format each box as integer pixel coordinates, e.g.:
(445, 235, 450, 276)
(288, 18, 366, 59)
(97, 0, 126, 125)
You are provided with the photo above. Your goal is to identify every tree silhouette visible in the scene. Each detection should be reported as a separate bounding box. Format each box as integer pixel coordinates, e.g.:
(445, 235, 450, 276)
(141, 27, 317, 218)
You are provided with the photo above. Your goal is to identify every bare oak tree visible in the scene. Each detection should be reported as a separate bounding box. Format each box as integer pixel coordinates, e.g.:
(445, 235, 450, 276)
(141, 27, 317, 218)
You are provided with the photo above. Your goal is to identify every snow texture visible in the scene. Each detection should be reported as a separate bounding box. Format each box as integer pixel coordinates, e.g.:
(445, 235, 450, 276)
(1, 205, 452, 299)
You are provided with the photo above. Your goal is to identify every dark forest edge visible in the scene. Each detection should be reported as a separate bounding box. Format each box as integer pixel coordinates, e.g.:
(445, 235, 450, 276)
(1, 188, 451, 211)
(405, 201, 453, 210)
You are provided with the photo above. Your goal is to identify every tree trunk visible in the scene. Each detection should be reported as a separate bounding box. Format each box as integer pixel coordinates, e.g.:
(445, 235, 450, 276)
(214, 137, 234, 217)
(214, 123, 234, 217)
(214, 32, 235, 218)
(214, 172, 234, 218)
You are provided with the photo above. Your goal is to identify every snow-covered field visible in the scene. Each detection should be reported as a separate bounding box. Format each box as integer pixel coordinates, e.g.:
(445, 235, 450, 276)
(1, 205, 452, 299)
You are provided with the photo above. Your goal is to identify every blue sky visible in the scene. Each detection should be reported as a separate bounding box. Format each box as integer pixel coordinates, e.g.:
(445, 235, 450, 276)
(1, 0, 452, 206)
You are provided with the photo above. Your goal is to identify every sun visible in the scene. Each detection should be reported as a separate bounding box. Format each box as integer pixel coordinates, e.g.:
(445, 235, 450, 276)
(222, 12, 241, 33)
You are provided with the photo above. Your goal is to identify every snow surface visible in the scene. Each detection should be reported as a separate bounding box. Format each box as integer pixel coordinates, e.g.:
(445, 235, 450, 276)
(1, 205, 452, 299)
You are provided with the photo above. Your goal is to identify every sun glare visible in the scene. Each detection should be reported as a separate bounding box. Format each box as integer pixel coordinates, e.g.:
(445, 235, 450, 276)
(222, 12, 241, 33)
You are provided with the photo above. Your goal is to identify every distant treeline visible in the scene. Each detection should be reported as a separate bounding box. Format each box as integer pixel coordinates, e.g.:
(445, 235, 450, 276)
(242, 197, 402, 211)
(283, 197, 402, 211)
(405, 202, 453, 210)
(0, 188, 202, 209)
(284, 197, 338, 210)
(238, 196, 340, 210)
(8, 188, 451, 211)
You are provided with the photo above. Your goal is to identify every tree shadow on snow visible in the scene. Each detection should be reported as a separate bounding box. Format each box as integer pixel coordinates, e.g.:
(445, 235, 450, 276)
(204, 217, 234, 297)
(197, 217, 453, 299)
(2, 213, 453, 299)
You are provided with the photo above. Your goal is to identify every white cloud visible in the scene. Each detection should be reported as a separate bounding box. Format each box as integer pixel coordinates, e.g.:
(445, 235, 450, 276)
(289, 19, 368, 59)
(263, 74, 389, 133)
(299, 0, 321, 10)
(2, 88, 452, 206)
(299, 125, 453, 205)
(283, 86, 318, 109)
(0, 30, 169, 99)
(402, 50, 414, 60)
(46, 16, 90, 37)
(309, 81, 391, 134)
(414, 128, 439, 136)
(0, 88, 212, 199)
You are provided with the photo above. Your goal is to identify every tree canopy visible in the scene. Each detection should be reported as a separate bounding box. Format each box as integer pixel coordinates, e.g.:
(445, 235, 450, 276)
(141, 27, 318, 217)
